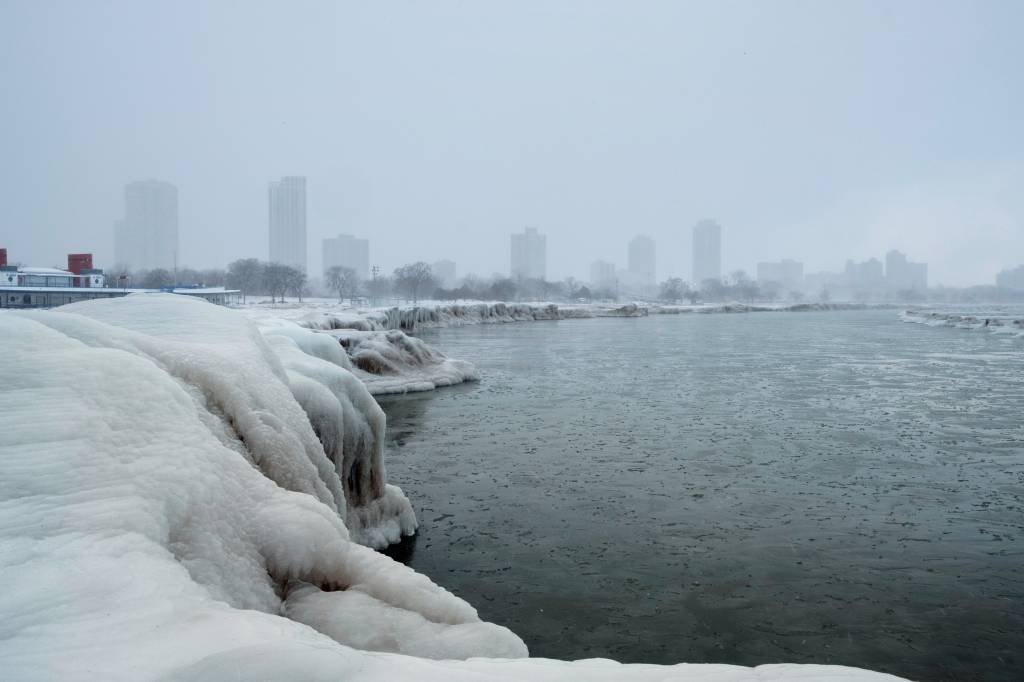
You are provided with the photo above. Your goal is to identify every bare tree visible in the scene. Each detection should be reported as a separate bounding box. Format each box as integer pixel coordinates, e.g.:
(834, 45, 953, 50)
(700, 278, 726, 302)
(284, 266, 307, 302)
(325, 266, 359, 303)
(729, 270, 759, 303)
(659, 277, 686, 303)
(139, 268, 174, 289)
(393, 262, 436, 304)
(367, 275, 393, 305)
(488, 278, 517, 301)
(262, 263, 291, 303)
(227, 258, 265, 303)
(200, 268, 226, 287)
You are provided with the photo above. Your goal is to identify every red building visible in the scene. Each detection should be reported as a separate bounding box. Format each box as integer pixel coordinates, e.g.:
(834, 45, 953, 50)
(67, 253, 93, 275)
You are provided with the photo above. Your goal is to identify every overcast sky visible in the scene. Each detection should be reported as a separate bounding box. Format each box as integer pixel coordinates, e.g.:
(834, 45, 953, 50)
(1, 0, 1021, 286)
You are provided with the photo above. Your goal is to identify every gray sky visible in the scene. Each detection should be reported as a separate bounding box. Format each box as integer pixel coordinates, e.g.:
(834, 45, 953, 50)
(1, 0, 1021, 286)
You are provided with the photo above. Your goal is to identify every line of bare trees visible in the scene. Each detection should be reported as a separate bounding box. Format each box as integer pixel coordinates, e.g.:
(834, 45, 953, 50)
(657, 270, 805, 304)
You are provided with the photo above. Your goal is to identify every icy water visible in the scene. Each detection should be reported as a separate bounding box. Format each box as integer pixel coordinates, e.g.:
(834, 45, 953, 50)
(378, 310, 1024, 681)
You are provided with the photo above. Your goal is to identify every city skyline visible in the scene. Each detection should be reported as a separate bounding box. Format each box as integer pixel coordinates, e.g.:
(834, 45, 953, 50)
(4, 2, 1022, 287)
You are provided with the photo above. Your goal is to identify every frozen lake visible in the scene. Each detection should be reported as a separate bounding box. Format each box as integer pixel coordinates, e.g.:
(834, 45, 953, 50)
(378, 310, 1024, 681)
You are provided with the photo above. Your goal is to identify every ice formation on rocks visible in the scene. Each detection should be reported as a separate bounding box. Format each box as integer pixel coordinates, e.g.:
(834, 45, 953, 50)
(326, 328, 480, 395)
(271, 300, 894, 335)
(0, 294, 909, 681)
(901, 309, 1024, 336)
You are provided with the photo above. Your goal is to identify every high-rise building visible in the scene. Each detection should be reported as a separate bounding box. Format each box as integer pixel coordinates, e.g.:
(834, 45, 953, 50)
(996, 265, 1024, 290)
(589, 260, 617, 290)
(113, 180, 179, 271)
(627, 235, 656, 288)
(269, 176, 307, 272)
(756, 259, 804, 289)
(432, 259, 457, 289)
(845, 258, 886, 291)
(885, 250, 928, 292)
(692, 220, 721, 285)
(510, 227, 546, 280)
(322, 234, 369, 280)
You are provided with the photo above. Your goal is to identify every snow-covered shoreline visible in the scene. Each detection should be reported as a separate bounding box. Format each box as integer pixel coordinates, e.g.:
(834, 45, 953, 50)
(245, 299, 896, 334)
(0, 295, 907, 681)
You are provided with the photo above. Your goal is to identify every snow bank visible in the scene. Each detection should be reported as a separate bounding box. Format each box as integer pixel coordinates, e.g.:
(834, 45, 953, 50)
(0, 295, 906, 681)
(901, 309, 1024, 337)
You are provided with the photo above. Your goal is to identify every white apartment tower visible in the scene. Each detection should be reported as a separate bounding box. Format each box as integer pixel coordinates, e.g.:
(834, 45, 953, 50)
(322, 234, 369, 280)
(627, 235, 656, 288)
(269, 176, 307, 272)
(510, 227, 546, 280)
(113, 180, 179, 271)
(692, 219, 722, 284)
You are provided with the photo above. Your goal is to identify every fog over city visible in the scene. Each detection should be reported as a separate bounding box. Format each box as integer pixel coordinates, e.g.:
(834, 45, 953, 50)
(2, 0, 1022, 286)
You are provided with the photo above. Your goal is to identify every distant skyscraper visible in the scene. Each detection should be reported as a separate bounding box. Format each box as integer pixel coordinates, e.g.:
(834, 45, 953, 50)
(268, 176, 307, 272)
(510, 227, 546, 280)
(113, 180, 179, 271)
(627, 235, 656, 288)
(756, 259, 804, 289)
(885, 250, 927, 292)
(692, 220, 722, 284)
(432, 259, 457, 289)
(590, 260, 617, 290)
(322, 234, 369, 280)
(845, 257, 886, 291)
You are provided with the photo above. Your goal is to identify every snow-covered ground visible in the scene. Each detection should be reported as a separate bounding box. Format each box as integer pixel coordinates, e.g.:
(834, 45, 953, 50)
(901, 308, 1024, 337)
(0, 295, 907, 680)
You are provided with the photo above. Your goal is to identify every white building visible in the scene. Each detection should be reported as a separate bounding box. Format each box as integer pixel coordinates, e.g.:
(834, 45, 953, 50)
(432, 259, 457, 289)
(845, 258, 886, 292)
(589, 260, 617, 291)
(510, 227, 546, 280)
(114, 180, 179, 271)
(756, 259, 804, 290)
(269, 176, 307, 272)
(885, 250, 927, 292)
(692, 220, 722, 285)
(322, 233, 369, 280)
(627, 235, 656, 288)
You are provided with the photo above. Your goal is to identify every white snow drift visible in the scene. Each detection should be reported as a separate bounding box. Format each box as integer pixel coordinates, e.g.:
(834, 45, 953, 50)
(0, 295, 907, 681)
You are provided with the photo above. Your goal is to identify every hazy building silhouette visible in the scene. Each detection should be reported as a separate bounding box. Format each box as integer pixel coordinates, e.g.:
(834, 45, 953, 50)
(322, 233, 369, 280)
(996, 265, 1024, 290)
(845, 257, 885, 291)
(885, 250, 928, 292)
(113, 180, 179, 271)
(268, 176, 307, 272)
(432, 259, 457, 289)
(692, 220, 721, 284)
(589, 260, 616, 291)
(756, 259, 804, 289)
(510, 227, 546, 280)
(627, 235, 656, 288)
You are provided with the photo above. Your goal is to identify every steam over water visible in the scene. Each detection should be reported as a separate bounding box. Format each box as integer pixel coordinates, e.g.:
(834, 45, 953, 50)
(379, 311, 1023, 681)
